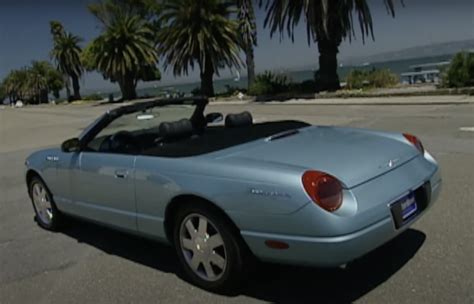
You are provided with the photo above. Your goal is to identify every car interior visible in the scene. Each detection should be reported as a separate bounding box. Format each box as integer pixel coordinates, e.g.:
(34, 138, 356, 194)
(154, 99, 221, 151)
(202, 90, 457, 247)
(86, 111, 310, 157)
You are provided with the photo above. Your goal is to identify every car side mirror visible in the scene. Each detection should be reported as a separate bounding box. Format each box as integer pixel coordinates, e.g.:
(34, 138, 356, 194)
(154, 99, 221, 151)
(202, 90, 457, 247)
(205, 112, 223, 124)
(61, 138, 81, 153)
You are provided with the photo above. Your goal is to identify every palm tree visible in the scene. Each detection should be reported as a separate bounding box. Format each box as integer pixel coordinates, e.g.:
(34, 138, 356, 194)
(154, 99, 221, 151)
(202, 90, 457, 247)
(0, 82, 5, 103)
(50, 21, 83, 101)
(237, 0, 257, 90)
(159, 0, 242, 97)
(3, 69, 29, 103)
(262, 0, 398, 92)
(84, 14, 159, 100)
(3, 62, 63, 104)
(88, 0, 160, 27)
(50, 20, 65, 39)
(28, 61, 50, 103)
(51, 33, 83, 100)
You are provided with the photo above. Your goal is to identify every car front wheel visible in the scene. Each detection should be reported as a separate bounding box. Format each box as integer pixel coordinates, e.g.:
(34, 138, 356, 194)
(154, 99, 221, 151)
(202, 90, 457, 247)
(173, 203, 247, 292)
(28, 176, 62, 230)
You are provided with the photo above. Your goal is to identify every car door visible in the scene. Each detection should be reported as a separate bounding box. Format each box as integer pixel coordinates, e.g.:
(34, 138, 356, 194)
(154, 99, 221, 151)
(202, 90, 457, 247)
(68, 111, 142, 231)
(70, 151, 137, 231)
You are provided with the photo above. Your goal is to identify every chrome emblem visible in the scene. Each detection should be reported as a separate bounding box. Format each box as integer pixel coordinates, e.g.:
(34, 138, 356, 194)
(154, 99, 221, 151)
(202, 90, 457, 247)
(250, 188, 291, 199)
(380, 158, 400, 169)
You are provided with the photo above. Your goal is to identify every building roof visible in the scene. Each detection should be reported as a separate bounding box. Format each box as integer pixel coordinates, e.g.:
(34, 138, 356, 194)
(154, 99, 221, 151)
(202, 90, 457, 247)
(401, 69, 440, 77)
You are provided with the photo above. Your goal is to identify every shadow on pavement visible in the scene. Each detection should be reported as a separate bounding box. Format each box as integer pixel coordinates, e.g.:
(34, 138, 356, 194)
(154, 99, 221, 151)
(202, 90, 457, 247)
(241, 229, 425, 303)
(61, 218, 425, 303)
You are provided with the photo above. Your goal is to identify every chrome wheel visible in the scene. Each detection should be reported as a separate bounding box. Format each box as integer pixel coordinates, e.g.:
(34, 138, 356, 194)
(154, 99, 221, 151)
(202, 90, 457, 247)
(31, 182, 53, 225)
(179, 213, 227, 282)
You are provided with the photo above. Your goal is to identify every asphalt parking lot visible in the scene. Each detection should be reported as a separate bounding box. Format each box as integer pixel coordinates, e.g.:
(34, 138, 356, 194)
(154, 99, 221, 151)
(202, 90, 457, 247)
(1, 96, 473, 303)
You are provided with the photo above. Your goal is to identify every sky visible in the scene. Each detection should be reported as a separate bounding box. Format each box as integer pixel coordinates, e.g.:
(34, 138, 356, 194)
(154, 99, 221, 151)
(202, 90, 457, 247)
(1, 0, 473, 92)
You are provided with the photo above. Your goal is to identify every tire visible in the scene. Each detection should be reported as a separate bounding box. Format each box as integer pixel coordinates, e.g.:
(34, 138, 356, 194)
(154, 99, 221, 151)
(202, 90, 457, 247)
(173, 203, 248, 292)
(28, 176, 63, 231)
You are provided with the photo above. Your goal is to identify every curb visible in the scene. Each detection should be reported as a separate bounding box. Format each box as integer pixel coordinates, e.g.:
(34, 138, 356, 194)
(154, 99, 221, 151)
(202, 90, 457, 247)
(210, 99, 474, 106)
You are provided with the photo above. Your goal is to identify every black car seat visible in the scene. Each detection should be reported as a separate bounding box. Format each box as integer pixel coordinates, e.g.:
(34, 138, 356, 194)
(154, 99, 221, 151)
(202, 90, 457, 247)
(225, 112, 253, 128)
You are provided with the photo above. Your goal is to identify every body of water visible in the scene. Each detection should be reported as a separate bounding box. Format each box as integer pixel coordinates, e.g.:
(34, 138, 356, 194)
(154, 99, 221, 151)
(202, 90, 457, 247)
(118, 54, 453, 98)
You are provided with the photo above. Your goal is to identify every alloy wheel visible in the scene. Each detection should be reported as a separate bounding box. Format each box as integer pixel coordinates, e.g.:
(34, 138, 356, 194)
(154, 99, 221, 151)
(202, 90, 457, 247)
(179, 213, 227, 282)
(31, 182, 53, 225)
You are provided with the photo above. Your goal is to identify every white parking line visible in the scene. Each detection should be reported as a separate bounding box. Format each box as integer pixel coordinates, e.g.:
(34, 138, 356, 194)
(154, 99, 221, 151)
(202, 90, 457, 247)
(459, 127, 474, 132)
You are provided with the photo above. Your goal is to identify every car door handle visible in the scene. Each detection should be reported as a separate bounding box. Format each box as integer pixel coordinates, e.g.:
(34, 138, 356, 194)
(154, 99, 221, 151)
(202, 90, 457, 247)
(114, 170, 129, 179)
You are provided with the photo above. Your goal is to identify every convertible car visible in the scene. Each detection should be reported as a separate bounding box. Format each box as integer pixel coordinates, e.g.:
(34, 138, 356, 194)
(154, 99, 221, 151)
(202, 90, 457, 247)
(25, 97, 441, 291)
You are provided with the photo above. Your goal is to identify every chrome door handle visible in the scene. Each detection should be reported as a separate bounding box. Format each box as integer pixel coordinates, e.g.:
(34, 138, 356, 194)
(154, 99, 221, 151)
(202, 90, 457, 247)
(114, 170, 128, 179)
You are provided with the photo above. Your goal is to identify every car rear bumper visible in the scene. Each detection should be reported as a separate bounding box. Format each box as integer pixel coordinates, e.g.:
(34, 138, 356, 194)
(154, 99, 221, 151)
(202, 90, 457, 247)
(241, 178, 441, 267)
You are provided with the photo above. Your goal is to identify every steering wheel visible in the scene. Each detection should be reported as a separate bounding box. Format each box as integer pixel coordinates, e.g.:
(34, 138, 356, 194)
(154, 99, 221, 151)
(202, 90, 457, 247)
(108, 131, 140, 154)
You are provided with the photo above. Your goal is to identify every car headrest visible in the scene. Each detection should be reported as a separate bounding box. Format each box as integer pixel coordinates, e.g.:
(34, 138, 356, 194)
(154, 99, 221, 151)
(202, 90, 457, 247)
(159, 119, 194, 141)
(225, 112, 253, 128)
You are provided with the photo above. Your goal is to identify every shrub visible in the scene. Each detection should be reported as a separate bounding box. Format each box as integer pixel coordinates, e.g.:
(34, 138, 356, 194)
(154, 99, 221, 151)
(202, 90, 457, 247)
(191, 87, 202, 96)
(346, 68, 398, 89)
(290, 80, 317, 94)
(82, 93, 104, 101)
(443, 52, 474, 88)
(248, 71, 292, 95)
(214, 85, 246, 97)
(370, 69, 399, 88)
(346, 70, 368, 89)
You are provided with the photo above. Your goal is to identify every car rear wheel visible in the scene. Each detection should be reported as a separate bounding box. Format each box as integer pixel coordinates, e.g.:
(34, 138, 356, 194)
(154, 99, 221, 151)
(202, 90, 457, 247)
(173, 203, 247, 292)
(28, 176, 62, 230)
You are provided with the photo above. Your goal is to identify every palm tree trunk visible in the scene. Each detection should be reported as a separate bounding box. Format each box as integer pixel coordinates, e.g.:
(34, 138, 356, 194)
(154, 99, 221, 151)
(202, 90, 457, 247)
(65, 77, 71, 102)
(200, 57, 215, 97)
(40, 89, 49, 103)
(316, 38, 341, 92)
(119, 75, 137, 101)
(71, 74, 81, 100)
(246, 45, 256, 90)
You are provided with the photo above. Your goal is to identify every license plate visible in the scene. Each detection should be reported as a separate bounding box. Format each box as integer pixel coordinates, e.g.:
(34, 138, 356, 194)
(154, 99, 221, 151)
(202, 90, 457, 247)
(400, 193, 418, 220)
(390, 192, 418, 229)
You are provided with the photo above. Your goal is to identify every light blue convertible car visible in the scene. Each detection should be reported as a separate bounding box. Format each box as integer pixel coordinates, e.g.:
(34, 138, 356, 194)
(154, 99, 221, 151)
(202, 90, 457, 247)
(25, 97, 441, 291)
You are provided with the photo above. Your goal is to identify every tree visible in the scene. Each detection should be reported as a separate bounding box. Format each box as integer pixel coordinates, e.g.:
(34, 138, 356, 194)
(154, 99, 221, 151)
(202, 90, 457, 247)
(159, 0, 242, 97)
(262, 0, 399, 92)
(83, 13, 160, 100)
(443, 52, 474, 88)
(3, 69, 29, 103)
(3, 62, 64, 104)
(28, 61, 50, 104)
(237, 0, 257, 90)
(0, 81, 6, 104)
(50, 21, 84, 101)
(88, 0, 161, 27)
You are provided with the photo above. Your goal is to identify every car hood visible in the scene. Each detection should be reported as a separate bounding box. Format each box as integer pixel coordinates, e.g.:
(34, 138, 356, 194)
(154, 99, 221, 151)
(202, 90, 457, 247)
(215, 126, 419, 188)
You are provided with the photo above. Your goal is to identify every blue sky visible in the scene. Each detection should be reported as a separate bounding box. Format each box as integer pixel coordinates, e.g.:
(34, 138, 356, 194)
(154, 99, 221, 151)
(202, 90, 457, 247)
(1, 0, 473, 92)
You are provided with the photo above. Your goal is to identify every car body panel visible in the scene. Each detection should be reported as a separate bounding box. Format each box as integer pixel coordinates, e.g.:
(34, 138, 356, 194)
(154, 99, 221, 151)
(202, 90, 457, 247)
(133, 154, 312, 241)
(208, 126, 419, 188)
(241, 176, 442, 267)
(228, 152, 439, 238)
(71, 152, 136, 230)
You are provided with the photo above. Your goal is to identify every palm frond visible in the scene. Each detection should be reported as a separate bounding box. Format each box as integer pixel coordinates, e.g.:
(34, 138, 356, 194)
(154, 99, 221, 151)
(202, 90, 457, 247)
(86, 14, 159, 82)
(262, 0, 400, 44)
(159, 0, 242, 77)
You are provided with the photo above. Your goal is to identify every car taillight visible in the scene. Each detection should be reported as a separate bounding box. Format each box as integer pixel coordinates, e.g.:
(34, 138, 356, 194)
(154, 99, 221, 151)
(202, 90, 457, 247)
(302, 170, 343, 212)
(403, 133, 424, 154)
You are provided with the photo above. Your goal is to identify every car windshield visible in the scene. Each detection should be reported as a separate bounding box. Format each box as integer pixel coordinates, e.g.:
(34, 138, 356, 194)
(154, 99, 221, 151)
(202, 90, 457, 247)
(86, 104, 195, 152)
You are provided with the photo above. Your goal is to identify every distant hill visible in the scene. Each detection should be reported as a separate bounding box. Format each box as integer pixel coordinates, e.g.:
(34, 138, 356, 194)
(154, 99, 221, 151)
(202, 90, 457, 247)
(345, 39, 474, 65)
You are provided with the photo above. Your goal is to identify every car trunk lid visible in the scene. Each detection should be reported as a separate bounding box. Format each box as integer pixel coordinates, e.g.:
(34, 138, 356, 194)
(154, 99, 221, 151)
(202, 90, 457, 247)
(219, 126, 419, 188)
